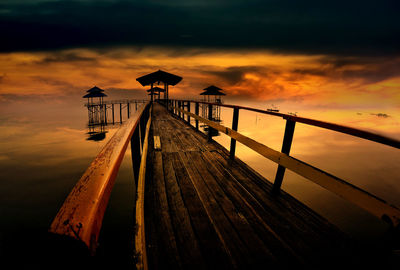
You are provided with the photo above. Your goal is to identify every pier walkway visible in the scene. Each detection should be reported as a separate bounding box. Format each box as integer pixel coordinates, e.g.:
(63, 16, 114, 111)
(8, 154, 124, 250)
(144, 103, 354, 269)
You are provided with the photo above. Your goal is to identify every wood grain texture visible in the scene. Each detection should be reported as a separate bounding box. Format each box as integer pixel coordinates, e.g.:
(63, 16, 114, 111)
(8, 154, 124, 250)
(49, 102, 150, 252)
(135, 105, 152, 270)
(144, 103, 364, 268)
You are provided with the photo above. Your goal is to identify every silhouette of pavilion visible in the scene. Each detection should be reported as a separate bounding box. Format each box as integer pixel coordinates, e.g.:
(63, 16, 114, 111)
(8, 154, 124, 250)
(83, 86, 108, 141)
(136, 70, 182, 105)
(200, 85, 225, 123)
(83, 86, 107, 105)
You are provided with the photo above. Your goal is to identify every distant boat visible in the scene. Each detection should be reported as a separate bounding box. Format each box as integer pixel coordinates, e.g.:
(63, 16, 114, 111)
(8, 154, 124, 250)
(267, 108, 280, 112)
(267, 104, 279, 112)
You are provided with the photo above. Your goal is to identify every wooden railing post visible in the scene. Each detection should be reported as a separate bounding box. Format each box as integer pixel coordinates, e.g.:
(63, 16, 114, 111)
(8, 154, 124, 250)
(272, 120, 296, 194)
(229, 107, 240, 159)
(178, 101, 181, 118)
(181, 101, 184, 119)
(195, 102, 199, 130)
(208, 104, 213, 142)
(112, 103, 115, 124)
(187, 101, 191, 124)
(131, 125, 141, 182)
(104, 104, 107, 125)
(127, 102, 130, 118)
(140, 109, 146, 146)
(120, 103, 122, 123)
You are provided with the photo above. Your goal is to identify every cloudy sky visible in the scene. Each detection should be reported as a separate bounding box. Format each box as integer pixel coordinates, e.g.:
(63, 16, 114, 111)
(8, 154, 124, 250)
(1, 0, 399, 111)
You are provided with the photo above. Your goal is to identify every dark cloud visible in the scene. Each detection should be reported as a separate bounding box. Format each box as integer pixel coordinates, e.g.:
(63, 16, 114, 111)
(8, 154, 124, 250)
(30, 76, 77, 88)
(36, 52, 98, 64)
(204, 66, 261, 84)
(292, 56, 400, 84)
(0, 0, 399, 55)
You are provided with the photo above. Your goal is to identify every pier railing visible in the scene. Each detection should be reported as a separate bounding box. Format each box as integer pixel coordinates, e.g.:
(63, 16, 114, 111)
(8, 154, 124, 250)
(49, 101, 152, 254)
(167, 99, 400, 228)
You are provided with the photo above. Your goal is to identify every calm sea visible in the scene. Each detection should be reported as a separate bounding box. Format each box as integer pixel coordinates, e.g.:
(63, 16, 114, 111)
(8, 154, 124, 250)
(1, 96, 399, 264)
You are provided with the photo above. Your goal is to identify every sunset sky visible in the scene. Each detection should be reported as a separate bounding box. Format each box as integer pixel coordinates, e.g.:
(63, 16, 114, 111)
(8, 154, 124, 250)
(1, 1, 400, 252)
(1, 0, 399, 113)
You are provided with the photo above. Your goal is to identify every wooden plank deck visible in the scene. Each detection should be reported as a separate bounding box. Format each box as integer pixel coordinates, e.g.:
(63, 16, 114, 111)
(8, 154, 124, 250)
(144, 103, 360, 269)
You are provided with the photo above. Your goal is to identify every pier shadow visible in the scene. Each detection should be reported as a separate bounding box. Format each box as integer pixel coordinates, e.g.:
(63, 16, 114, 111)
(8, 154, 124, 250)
(87, 123, 108, 141)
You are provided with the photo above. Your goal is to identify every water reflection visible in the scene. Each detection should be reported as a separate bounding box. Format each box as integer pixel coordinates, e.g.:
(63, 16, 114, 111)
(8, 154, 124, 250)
(87, 123, 108, 141)
(85, 100, 146, 141)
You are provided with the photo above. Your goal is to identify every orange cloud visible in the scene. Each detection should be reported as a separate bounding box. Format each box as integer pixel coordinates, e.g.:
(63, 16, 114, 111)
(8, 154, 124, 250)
(0, 47, 398, 112)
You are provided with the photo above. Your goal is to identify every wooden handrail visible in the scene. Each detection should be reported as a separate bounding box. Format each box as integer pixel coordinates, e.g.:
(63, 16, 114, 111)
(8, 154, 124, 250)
(172, 105, 400, 227)
(49, 101, 151, 253)
(134, 106, 152, 270)
(172, 99, 400, 149)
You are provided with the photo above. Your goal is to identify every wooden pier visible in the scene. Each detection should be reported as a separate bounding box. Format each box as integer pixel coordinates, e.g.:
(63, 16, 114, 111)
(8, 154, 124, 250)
(49, 100, 400, 269)
(86, 99, 147, 126)
(145, 103, 354, 268)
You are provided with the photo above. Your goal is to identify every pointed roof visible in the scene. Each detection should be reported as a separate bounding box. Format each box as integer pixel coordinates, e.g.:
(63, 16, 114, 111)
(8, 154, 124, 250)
(200, 85, 226, 96)
(136, 70, 182, 86)
(146, 86, 166, 92)
(83, 86, 107, 98)
(86, 86, 105, 93)
(83, 92, 107, 98)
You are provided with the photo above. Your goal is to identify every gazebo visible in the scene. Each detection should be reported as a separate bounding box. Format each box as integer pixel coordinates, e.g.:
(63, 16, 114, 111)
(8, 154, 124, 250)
(200, 85, 226, 123)
(83, 86, 107, 105)
(200, 85, 226, 103)
(136, 70, 182, 104)
(83, 86, 108, 127)
(146, 86, 165, 101)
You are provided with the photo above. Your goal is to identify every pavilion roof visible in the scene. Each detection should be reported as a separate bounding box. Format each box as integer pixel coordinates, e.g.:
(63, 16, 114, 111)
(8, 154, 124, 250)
(83, 92, 107, 98)
(136, 70, 182, 86)
(86, 86, 105, 93)
(200, 85, 226, 96)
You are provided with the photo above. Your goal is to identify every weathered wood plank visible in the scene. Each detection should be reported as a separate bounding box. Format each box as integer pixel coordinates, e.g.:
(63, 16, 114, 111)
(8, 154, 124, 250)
(185, 151, 282, 267)
(167, 151, 234, 269)
(146, 149, 182, 270)
(153, 136, 161, 150)
(157, 120, 178, 153)
(198, 150, 304, 264)
(201, 149, 352, 263)
(168, 153, 240, 268)
(173, 151, 257, 268)
(163, 152, 207, 269)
